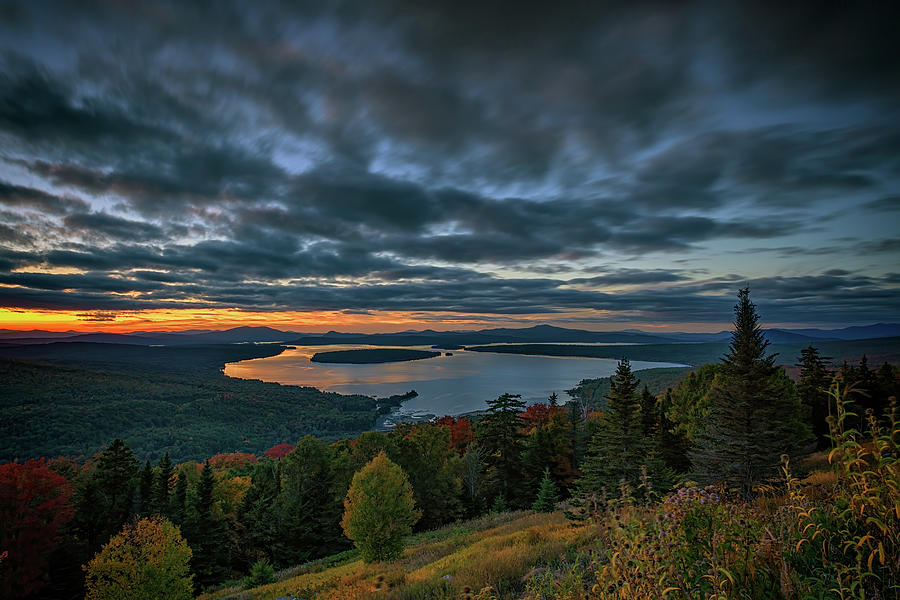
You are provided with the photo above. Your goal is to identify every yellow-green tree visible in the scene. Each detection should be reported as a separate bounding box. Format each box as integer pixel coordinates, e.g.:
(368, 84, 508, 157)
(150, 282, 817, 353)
(340, 451, 419, 562)
(84, 516, 193, 600)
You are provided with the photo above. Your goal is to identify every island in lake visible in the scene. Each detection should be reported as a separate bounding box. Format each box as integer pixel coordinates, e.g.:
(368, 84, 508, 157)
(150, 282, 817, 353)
(310, 348, 441, 364)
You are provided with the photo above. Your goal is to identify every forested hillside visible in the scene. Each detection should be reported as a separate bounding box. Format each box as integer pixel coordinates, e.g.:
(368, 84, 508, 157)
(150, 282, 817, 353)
(0, 358, 381, 462)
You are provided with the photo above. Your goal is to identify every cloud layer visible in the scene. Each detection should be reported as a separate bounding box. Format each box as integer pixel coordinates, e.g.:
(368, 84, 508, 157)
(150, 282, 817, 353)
(0, 1, 898, 326)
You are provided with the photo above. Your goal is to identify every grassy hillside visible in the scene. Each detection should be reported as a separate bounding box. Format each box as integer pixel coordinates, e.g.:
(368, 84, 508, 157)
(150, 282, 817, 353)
(201, 511, 594, 600)
(204, 439, 898, 600)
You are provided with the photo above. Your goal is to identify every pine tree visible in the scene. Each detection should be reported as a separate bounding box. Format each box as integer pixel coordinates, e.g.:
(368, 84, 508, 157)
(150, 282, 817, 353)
(95, 439, 138, 527)
(273, 436, 344, 565)
(138, 460, 153, 515)
(237, 461, 281, 564)
(74, 439, 139, 553)
(475, 393, 527, 507)
(639, 386, 658, 438)
(184, 462, 226, 590)
(656, 389, 692, 473)
(152, 452, 173, 517)
(577, 358, 648, 495)
(73, 475, 107, 552)
(521, 425, 551, 496)
(170, 471, 187, 526)
(691, 287, 810, 498)
(796, 346, 832, 448)
(532, 468, 559, 512)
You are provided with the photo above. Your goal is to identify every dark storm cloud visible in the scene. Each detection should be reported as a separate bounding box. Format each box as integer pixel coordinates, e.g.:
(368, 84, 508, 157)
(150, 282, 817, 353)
(567, 269, 690, 286)
(0, 0, 897, 324)
(0, 180, 87, 214)
(64, 212, 166, 242)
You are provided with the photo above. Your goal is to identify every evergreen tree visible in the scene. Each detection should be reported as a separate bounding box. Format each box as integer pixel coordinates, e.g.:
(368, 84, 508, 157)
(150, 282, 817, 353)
(656, 389, 692, 473)
(74, 439, 139, 553)
(665, 363, 720, 442)
(532, 468, 559, 512)
(73, 474, 107, 552)
(548, 392, 559, 407)
(490, 494, 508, 513)
(391, 425, 463, 530)
(475, 393, 527, 506)
(95, 439, 138, 527)
(521, 425, 552, 497)
(577, 358, 648, 495)
(691, 288, 810, 498)
(152, 452, 173, 517)
(876, 362, 899, 407)
(460, 443, 488, 516)
(796, 346, 833, 448)
(184, 462, 226, 590)
(170, 471, 187, 526)
(639, 386, 658, 438)
(138, 460, 153, 515)
(567, 399, 588, 470)
(237, 461, 280, 565)
(273, 436, 344, 565)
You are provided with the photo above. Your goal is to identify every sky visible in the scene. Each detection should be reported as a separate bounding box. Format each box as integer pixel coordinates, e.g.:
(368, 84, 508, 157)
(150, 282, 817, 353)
(0, 1, 898, 333)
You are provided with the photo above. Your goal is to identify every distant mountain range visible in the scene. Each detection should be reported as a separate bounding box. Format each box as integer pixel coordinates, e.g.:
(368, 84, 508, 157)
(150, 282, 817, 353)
(1, 322, 898, 347)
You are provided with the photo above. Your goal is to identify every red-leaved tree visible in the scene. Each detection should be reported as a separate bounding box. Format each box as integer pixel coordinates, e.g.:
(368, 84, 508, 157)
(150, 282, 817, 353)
(208, 452, 258, 471)
(432, 416, 474, 453)
(0, 459, 74, 598)
(263, 443, 294, 460)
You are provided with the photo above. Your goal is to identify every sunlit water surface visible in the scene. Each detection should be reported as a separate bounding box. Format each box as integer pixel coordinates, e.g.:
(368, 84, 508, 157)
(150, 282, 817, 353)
(224, 345, 685, 418)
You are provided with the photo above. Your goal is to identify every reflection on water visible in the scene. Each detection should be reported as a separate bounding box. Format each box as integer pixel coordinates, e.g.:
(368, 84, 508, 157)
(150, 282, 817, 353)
(224, 345, 685, 416)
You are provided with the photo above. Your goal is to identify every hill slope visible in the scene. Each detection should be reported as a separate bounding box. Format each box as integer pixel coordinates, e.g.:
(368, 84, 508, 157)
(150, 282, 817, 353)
(201, 511, 592, 600)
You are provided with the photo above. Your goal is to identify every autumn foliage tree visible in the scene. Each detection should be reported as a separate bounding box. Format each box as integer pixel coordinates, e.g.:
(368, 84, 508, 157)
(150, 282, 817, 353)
(341, 452, 419, 563)
(84, 516, 192, 600)
(263, 443, 295, 460)
(432, 416, 474, 453)
(0, 459, 74, 598)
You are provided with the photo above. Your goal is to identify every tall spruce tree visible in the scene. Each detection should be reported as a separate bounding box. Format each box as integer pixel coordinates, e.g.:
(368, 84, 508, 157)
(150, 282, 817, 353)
(796, 346, 833, 448)
(577, 358, 649, 496)
(138, 460, 153, 515)
(656, 389, 692, 473)
(184, 462, 226, 590)
(691, 288, 809, 498)
(237, 461, 281, 565)
(75, 439, 139, 552)
(639, 386, 658, 438)
(475, 393, 526, 507)
(152, 452, 173, 517)
(273, 436, 344, 565)
(170, 471, 187, 526)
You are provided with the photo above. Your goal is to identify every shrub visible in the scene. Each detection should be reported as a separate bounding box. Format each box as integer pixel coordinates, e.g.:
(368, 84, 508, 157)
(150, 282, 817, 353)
(245, 559, 275, 588)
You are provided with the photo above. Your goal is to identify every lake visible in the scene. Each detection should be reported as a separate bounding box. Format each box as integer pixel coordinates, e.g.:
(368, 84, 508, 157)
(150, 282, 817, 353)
(224, 345, 685, 420)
